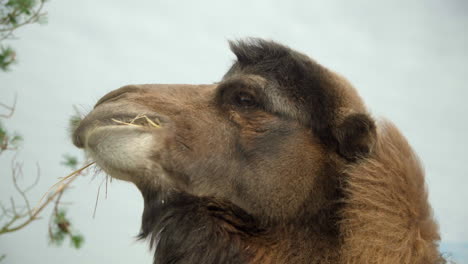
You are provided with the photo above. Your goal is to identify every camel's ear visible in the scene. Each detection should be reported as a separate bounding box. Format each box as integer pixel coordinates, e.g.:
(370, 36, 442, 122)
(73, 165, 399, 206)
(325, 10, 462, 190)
(332, 113, 376, 162)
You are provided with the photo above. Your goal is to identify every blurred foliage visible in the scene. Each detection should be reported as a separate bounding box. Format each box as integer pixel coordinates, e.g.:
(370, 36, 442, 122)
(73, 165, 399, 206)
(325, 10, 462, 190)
(0, 45, 14, 71)
(0, 0, 48, 71)
(0, 120, 5, 142)
(0, 1, 88, 262)
(61, 154, 78, 170)
(0, 119, 22, 152)
(49, 209, 84, 249)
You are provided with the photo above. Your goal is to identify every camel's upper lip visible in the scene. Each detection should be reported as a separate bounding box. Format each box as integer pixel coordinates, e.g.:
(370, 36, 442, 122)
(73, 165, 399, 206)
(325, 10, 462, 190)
(72, 113, 163, 149)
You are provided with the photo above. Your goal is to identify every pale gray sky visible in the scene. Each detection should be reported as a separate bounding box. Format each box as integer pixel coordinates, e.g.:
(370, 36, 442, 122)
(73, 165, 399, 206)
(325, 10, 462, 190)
(1, 0, 467, 263)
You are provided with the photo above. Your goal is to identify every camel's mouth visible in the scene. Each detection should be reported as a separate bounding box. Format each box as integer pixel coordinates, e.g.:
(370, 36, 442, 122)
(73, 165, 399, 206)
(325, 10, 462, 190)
(73, 113, 163, 149)
(71, 112, 168, 183)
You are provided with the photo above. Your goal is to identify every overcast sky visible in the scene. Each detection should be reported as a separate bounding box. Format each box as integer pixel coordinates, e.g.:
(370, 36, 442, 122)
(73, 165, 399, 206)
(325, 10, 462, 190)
(1, 0, 467, 263)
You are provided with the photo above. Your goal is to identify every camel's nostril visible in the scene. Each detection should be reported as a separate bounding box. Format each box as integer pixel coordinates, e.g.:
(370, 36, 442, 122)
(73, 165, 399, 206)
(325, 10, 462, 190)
(94, 85, 141, 108)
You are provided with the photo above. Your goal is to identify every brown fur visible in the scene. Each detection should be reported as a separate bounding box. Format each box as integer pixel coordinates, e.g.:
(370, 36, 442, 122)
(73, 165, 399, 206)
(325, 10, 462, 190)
(340, 121, 444, 264)
(72, 39, 444, 263)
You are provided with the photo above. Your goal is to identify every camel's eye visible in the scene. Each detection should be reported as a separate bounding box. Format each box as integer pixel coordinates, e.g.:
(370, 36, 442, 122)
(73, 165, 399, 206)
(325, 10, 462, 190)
(233, 92, 257, 108)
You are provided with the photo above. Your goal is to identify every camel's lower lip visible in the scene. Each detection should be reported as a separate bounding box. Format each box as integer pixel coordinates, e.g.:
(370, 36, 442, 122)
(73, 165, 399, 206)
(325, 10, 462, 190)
(83, 125, 159, 182)
(85, 124, 156, 150)
(73, 121, 145, 149)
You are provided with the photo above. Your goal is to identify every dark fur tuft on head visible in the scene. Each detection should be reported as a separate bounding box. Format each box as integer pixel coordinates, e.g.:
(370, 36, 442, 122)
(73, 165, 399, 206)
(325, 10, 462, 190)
(229, 38, 292, 66)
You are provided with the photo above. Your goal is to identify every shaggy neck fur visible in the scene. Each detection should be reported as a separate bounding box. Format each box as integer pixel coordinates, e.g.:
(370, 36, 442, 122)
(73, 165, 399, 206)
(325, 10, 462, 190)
(138, 187, 343, 264)
(139, 189, 260, 264)
(339, 121, 445, 264)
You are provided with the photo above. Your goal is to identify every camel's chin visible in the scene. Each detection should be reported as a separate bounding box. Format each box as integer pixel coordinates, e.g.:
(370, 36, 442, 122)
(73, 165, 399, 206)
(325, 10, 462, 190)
(84, 126, 159, 183)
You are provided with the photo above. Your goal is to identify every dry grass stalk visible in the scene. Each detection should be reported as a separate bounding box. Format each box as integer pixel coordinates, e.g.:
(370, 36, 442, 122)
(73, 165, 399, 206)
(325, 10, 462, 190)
(111, 114, 160, 128)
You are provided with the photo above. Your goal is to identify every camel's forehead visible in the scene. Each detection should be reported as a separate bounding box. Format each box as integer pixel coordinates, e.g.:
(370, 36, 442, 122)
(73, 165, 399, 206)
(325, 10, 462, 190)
(137, 83, 217, 90)
(136, 83, 218, 97)
(101, 83, 218, 106)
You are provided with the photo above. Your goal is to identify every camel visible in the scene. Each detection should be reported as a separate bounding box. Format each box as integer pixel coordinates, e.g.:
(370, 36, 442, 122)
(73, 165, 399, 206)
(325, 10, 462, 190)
(72, 38, 445, 263)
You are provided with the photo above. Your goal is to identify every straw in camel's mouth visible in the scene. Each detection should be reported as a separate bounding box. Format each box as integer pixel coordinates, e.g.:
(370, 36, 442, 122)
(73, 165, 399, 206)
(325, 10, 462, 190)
(81, 113, 162, 149)
(73, 112, 164, 149)
(111, 114, 161, 128)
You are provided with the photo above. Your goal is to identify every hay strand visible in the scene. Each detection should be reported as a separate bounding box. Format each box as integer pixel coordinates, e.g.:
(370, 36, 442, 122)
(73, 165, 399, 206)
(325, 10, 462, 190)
(111, 114, 160, 128)
(33, 162, 95, 214)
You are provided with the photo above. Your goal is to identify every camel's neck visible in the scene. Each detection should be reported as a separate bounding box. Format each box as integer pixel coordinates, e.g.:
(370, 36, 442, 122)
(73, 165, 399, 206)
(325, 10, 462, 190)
(339, 121, 444, 264)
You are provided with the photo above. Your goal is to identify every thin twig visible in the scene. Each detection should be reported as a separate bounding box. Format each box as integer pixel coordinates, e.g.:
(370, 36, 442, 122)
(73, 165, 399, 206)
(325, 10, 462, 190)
(11, 159, 32, 216)
(23, 163, 41, 193)
(0, 94, 17, 118)
(1, 215, 18, 231)
(0, 162, 94, 234)
(48, 187, 65, 241)
(9, 197, 16, 216)
(0, 202, 12, 218)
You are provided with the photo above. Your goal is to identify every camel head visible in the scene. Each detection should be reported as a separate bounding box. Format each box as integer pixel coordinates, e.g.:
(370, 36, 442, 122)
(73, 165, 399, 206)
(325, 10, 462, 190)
(73, 39, 375, 225)
(72, 39, 442, 264)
